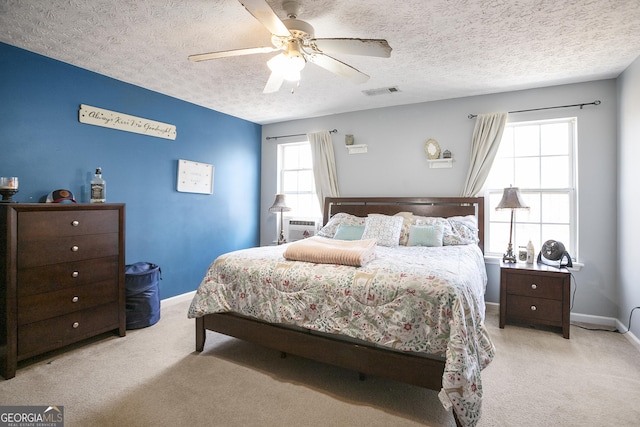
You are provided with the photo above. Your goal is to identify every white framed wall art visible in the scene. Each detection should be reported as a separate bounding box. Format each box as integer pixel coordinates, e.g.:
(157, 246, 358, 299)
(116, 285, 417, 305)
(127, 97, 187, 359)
(177, 159, 214, 194)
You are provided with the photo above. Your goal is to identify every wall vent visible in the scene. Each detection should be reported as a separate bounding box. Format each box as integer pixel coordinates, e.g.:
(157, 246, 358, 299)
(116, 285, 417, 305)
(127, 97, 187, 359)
(362, 86, 400, 96)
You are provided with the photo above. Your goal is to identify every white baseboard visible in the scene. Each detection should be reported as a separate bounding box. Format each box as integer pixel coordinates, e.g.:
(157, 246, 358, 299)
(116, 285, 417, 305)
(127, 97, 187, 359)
(161, 290, 195, 307)
(616, 319, 640, 352)
(487, 302, 640, 353)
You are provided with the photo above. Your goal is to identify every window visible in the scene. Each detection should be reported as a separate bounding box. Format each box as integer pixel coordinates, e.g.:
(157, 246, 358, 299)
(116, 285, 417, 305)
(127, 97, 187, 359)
(484, 118, 577, 260)
(278, 141, 321, 219)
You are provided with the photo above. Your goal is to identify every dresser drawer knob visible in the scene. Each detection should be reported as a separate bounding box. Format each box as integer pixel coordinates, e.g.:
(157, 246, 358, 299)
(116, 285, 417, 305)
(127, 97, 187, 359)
(71, 245, 79, 252)
(530, 305, 537, 311)
(71, 271, 79, 278)
(72, 296, 79, 303)
(72, 322, 79, 328)
(71, 220, 80, 227)
(531, 284, 537, 290)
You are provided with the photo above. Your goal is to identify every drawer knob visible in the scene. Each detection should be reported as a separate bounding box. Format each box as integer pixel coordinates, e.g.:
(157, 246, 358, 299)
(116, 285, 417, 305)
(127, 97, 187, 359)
(530, 305, 537, 311)
(71, 220, 80, 227)
(71, 245, 79, 252)
(531, 284, 537, 290)
(72, 322, 79, 328)
(72, 271, 79, 278)
(72, 296, 79, 303)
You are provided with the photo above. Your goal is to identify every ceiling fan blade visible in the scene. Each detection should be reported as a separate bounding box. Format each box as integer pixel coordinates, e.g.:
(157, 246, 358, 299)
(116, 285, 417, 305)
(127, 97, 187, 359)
(189, 46, 279, 62)
(311, 38, 392, 57)
(263, 71, 284, 93)
(239, 0, 291, 38)
(308, 54, 370, 84)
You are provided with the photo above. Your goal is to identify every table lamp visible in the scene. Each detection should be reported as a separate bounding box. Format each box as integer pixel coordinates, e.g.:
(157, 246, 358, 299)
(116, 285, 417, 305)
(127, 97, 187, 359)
(496, 186, 529, 263)
(269, 194, 292, 245)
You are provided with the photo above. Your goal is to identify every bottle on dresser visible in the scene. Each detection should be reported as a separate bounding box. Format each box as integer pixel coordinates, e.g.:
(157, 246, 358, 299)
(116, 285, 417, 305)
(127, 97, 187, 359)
(90, 167, 106, 203)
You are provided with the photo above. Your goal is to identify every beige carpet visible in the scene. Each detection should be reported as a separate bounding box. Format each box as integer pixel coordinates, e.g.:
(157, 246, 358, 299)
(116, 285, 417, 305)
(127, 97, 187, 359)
(1, 293, 639, 427)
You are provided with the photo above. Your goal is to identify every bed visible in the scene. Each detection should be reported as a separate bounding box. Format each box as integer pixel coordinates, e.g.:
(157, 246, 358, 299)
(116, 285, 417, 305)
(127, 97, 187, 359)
(188, 197, 495, 427)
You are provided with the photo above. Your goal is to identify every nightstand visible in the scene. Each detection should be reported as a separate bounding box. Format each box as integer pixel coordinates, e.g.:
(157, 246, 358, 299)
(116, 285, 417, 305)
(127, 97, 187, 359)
(499, 261, 571, 339)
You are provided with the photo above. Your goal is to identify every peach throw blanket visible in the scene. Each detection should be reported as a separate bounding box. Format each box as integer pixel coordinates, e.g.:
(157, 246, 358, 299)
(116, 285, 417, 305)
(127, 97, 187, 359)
(283, 236, 376, 267)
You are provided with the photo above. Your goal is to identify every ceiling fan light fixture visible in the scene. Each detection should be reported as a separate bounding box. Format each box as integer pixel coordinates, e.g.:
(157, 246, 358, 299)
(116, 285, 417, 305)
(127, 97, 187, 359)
(190, 0, 391, 92)
(267, 40, 306, 82)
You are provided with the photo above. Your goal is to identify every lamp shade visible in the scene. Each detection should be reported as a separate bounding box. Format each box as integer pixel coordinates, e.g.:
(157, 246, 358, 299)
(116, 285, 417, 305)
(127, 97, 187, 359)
(269, 194, 292, 213)
(496, 186, 529, 210)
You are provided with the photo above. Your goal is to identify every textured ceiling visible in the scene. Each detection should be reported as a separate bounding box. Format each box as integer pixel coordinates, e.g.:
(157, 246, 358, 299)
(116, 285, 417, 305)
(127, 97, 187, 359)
(1, 0, 639, 124)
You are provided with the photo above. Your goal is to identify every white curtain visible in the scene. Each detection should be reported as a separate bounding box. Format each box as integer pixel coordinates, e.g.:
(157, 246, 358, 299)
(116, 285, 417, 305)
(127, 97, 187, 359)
(307, 130, 340, 209)
(460, 112, 509, 197)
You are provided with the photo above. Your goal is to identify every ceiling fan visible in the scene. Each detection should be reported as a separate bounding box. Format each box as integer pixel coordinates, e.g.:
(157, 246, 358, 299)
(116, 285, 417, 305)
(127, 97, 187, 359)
(188, 0, 392, 93)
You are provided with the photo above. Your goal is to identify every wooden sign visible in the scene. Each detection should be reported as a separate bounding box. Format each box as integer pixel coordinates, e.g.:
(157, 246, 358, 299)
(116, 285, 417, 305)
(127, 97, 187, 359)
(79, 104, 177, 140)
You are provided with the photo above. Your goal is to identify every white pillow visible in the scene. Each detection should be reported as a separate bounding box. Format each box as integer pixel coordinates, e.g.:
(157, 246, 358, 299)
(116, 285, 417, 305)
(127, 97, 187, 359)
(361, 214, 404, 247)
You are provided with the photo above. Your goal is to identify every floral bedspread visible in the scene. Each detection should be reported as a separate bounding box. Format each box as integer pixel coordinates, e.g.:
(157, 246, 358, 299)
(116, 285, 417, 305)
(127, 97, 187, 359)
(188, 242, 495, 427)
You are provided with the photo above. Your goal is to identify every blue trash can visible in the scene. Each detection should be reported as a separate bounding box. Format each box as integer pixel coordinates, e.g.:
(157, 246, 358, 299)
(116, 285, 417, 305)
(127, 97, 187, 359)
(125, 262, 161, 329)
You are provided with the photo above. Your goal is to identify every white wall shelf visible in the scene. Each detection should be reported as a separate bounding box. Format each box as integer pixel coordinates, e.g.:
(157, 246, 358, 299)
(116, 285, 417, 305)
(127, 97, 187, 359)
(427, 158, 453, 168)
(346, 144, 368, 154)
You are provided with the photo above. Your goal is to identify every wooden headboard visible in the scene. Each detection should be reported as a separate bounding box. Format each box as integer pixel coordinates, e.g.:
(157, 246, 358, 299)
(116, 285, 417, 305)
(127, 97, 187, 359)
(323, 196, 484, 253)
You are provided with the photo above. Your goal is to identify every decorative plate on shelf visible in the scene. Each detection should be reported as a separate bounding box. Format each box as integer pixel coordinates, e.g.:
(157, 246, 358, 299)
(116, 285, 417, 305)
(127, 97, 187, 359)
(424, 139, 441, 159)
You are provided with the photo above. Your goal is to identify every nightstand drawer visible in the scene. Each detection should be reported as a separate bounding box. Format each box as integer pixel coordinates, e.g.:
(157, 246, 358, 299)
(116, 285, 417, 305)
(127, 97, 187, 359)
(506, 294, 562, 325)
(505, 273, 563, 300)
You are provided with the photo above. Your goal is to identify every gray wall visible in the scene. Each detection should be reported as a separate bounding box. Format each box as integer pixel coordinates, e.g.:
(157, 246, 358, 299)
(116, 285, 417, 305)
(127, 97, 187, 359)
(618, 56, 640, 337)
(261, 80, 619, 321)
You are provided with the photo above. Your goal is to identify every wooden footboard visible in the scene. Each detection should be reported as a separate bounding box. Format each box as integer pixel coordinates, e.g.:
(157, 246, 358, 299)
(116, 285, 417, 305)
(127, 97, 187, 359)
(196, 312, 445, 391)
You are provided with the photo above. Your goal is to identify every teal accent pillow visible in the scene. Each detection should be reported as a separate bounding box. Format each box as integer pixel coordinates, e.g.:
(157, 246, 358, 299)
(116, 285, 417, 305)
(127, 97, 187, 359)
(407, 224, 444, 247)
(333, 225, 365, 241)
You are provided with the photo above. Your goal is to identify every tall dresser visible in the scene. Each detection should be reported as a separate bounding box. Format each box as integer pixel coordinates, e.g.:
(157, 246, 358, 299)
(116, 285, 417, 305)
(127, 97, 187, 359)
(0, 203, 125, 379)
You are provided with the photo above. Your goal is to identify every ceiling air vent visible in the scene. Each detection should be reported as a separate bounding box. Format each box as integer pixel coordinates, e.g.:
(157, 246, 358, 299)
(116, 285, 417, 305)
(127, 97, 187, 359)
(362, 86, 400, 96)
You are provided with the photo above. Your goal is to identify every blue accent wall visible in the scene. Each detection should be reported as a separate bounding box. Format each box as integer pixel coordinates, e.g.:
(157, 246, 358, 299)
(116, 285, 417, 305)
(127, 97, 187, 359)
(0, 42, 262, 299)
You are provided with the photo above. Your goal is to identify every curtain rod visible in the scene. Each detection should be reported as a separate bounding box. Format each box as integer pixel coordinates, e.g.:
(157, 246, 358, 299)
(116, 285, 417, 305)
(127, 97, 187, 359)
(266, 129, 337, 140)
(467, 100, 601, 119)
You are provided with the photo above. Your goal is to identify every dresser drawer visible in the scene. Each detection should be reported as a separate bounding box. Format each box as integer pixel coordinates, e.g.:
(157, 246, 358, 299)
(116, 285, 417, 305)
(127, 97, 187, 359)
(18, 279, 118, 325)
(17, 303, 120, 360)
(18, 256, 119, 297)
(18, 210, 119, 240)
(18, 233, 119, 268)
(504, 272, 563, 300)
(506, 294, 562, 325)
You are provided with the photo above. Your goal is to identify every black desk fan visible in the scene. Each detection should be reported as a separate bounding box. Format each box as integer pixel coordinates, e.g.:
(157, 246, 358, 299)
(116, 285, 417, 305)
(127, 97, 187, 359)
(537, 240, 573, 268)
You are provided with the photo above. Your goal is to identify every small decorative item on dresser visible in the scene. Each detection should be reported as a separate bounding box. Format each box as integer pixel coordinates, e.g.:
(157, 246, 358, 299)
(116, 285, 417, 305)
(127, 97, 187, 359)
(345, 134, 354, 145)
(90, 167, 106, 203)
(0, 177, 19, 202)
(442, 149, 452, 159)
